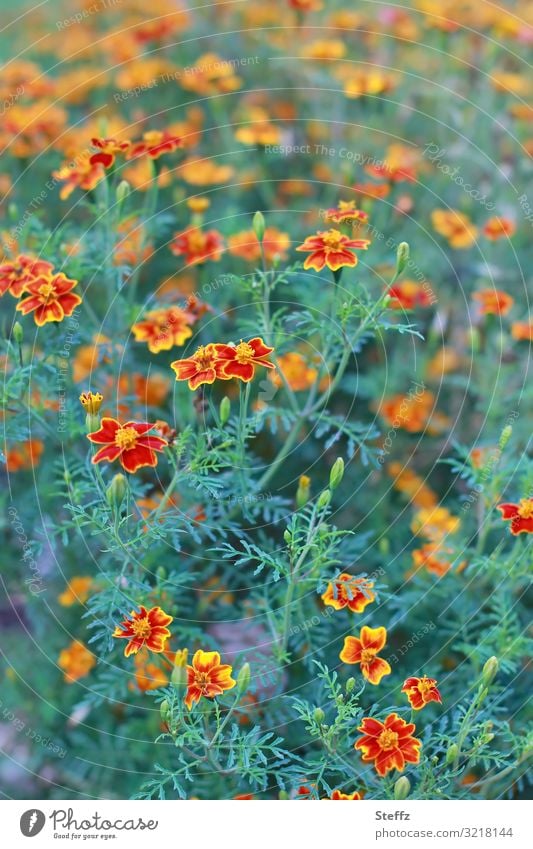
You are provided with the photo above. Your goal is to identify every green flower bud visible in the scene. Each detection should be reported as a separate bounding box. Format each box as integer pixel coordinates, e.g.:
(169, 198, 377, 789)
(278, 790, 289, 800)
(156, 566, 166, 581)
(296, 475, 311, 508)
(171, 649, 188, 694)
(498, 425, 512, 451)
(116, 180, 131, 205)
(219, 395, 231, 425)
(283, 528, 292, 544)
(237, 662, 251, 693)
(396, 241, 410, 276)
(345, 677, 356, 694)
(394, 776, 410, 800)
(317, 488, 332, 510)
(329, 457, 344, 490)
(445, 743, 459, 765)
(477, 686, 489, 705)
(12, 321, 23, 344)
(106, 473, 127, 511)
(313, 707, 325, 724)
(481, 656, 499, 687)
(252, 210, 266, 243)
(160, 699, 170, 723)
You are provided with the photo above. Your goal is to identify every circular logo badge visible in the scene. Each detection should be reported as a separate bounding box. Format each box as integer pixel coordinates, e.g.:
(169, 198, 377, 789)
(20, 810, 46, 837)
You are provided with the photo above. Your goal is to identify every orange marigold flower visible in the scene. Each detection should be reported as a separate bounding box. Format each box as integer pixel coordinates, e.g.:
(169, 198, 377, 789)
(355, 714, 421, 777)
(185, 649, 236, 710)
(497, 498, 533, 535)
(5, 439, 44, 471)
(321, 573, 375, 613)
(170, 227, 224, 265)
(132, 649, 170, 693)
(511, 321, 533, 342)
(353, 182, 390, 200)
(341, 69, 396, 99)
(53, 151, 105, 200)
(388, 462, 438, 509)
(411, 544, 459, 577)
(387, 280, 434, 309)
(180, 53, 242, 96)
(269, 352, 318, 392)
(58, 576, 93, 607)
(214, 337, 275, 382)
(323, 200, 368, 224)
(171, 344, 228, 390)
(296, 229, 370, 272)
(127, 129, 182, 160)
(483, 216, 516, 240)
(402, 676, 442, 710)
(87, 418, 167, 473)
(58, 640, 96, 683)
(473, 289, 514, 316)
(16, 272, 82, 326)
(411, 506, 460, 541)
(113, 605, 173, 657)
(228, 227, 290, 263)
(90, 136, 131, 168)
(0, 254, 54, 298)
(431, 209, 478, 249)
(132, 306, 195, 353)
(330, 789, 363, 800)
(339, 625, 391, 685)
(79, 391, 103, 415)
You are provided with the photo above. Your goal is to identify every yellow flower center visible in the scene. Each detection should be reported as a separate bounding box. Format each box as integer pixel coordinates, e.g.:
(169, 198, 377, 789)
(194, 345, 214, 369)
(131, 617, 151, 639)
(38, 282, 55, 299)
(322, 229, 344, 249)
(115, 426, 138, 450)
(195, 671, 210, 692)
(417, 678, 433, 696)
(360, 648, 376, 663)
(234, 341, 255, 363)
(378, 729, 399, 750)
(188, 231, 206, 251)
(518, 498, 533, 519)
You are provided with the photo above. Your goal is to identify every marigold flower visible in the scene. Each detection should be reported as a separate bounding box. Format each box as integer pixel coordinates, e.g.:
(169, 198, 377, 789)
(341, 69, 396, 99)
(90, 136, 131, 168)
(127, 129, 182, 160)
(321, 573, 375, 613)
(296, 229, 370, 272)
(132, 649, 170, 693)
(473, 289, 514, 316)
(79, 391, 103, 415)
(53, 151, 105, 200)
(16, 272, 82, 326)
(132, 306, 195, 353)
(214, 337, 275, 382)
(511, 321, 533, 342)
(58, 576, 93, 607)
(5, 439, 44, 471)
(431, 209, 478, 249)
(170, 227, 224, 265)
(269, 352, 318, 392)
(402, 676, 442, 710)
(387, 280, 434, 309)
(87, 418, 167, 473)
(0, 254, 54, 298)
(388, 462, 438, 509)
(113, 605, 173, 657)
(329, 789, 363, 800)
(323, 200, 368, 225)
(227, 227, 290, 263)
(180, 53, 242, 96)
(353, 182, 390, 200)
(355, 714, 421, 777)
(185, 649, 236, 709)
(483, 216, 516, 240)
(339, 626, 391, 685)
(58, 640, 96, 683)
(411, 544, 457, 577)
(411, 506, 460, 541)
(497, 498, 533, 534)
(171, 344, 229, 390)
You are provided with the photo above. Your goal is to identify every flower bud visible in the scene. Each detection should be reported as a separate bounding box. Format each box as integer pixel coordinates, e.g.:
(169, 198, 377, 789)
(481, 656, 499, 687)
(345, 677, 356, 693)
(296, 474, 311, 508)
(219, 395, 231, 425)
(160, 699, 170, 723)
(171, 648, 188, 693)
(445, 743, 459, 765)
(80, 391, 103, 416)
(329, 457, 344, 490)
(12, 321, 23, 344)
(237, 662, 251, 693)
(252, 210, 265, 243)
(116, 180, 130, 205)
(394, 776, 410, 800)
(498, 425, 512, 451)
(278, 791, 289, 800)
(106, 473, 127, 511)
(317, 488, 332, 510)
(283, 528, 292, 544)
(313, 707, 325, 724)
(396, 241, 410, 276)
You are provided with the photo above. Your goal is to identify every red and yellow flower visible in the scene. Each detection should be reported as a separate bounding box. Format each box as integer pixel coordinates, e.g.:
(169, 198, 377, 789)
(355, 714, 421, 776)
(296, 229, 370, 271)
(402, 676, 442, 710)
(329, 789, 363, 800)
(339, 626, 391, 685)
(483, 216, 516, 240)
(0, 254, 54, 298)
(90, 136, 131, 168)
(58, 640, 96, 683)
(497, 498, 533, 535)
(132, 306, 195, 353)
(171, 344, 228, 390)
(170, 227, 224, 265)
(214, 337, 275, 382)
(473, 289, 514, 316)
(321, 573, 375, 613)
(323, 201, 368, 225)
(387, 280, 434, 310)
(87, 418, 167, 473)
(16, 272, 82, 325)
(113, 605, 173, 657)
(431, 209, 478, 249)
(228, 227, 290, 263)
(127, 129, 182, 160)
(53, 151, 105, 200)
(185, 649, 236, 710)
